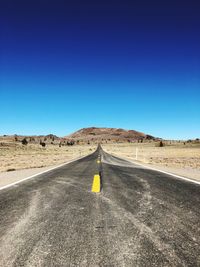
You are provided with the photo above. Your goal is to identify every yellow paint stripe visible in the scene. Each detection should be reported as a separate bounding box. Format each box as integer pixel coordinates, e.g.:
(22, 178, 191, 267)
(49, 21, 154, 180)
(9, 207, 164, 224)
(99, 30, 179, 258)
(91, 174, 101, 193)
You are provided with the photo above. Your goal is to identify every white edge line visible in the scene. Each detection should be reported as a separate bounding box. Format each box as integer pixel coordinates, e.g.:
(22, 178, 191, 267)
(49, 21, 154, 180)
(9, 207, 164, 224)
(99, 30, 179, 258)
(0, 154, 88, 191)
(108, 152, 200, 186)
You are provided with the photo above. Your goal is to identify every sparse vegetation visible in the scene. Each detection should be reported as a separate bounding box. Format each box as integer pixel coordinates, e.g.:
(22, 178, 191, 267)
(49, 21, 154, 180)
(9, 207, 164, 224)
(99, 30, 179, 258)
(0, 137, 95, 172)
(1, 129, 199, 181)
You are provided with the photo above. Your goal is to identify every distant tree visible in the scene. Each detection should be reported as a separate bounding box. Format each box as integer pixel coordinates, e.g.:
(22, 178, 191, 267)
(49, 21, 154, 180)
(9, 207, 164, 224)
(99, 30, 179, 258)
(22, 138, 28, 145)
(159, 141, 164, 147)
(67, 141, 74, 146)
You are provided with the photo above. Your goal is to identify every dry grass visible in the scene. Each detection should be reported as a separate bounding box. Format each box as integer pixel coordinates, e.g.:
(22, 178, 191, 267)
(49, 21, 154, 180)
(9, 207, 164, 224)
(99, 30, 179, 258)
(102, 142, 200, 168)
(0, 142, 96, 172)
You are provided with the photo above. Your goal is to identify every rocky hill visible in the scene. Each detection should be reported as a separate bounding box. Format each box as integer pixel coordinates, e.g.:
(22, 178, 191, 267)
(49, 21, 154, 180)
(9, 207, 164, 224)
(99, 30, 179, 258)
(65, 127, 156, 143)
(0, 127, 158, 146)
(0, 134, 60, 145)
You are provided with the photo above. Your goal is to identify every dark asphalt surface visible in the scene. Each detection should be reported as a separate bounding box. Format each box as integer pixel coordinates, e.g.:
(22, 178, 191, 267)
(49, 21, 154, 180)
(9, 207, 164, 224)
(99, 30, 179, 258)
(0, 147, 199, 267)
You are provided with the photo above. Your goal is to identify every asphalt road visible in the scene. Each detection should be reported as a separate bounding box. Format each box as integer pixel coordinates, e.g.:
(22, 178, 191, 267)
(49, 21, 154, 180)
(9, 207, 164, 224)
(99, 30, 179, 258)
(0, 147, 199, 267)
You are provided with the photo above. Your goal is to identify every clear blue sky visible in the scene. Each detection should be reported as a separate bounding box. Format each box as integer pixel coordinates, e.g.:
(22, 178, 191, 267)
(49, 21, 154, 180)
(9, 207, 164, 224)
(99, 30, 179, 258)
(0, 0, 199, 139)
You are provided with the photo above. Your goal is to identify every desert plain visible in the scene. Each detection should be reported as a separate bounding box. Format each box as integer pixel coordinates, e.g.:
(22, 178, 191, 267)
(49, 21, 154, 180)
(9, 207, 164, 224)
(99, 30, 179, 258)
(0, 133, 200, 186)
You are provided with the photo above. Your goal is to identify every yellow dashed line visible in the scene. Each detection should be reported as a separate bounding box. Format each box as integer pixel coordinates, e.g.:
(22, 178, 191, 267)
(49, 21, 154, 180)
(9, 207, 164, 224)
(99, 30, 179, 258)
(91, 174, 101, 193)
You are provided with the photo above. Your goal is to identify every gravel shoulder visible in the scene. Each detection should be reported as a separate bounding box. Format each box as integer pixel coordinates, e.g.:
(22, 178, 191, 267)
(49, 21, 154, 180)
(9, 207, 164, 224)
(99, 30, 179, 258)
(0, 157, 84, 188)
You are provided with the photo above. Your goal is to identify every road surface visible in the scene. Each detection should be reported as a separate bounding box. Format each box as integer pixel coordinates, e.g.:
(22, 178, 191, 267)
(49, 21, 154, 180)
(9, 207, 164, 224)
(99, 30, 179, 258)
(0, 147, 199, 266)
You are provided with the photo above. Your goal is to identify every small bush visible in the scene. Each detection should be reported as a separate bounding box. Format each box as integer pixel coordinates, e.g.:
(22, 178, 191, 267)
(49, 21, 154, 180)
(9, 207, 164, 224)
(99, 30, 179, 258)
(159, 141, 164, 147)
(7, 168, 16, 172)
(67, 141, 74, 146)
(22, 138, 28, 145)
(40, 140, 46, 147)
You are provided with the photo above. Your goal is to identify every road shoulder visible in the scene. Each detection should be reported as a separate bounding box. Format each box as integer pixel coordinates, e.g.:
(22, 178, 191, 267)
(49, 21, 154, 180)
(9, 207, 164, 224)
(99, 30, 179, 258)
(0, 155, 86, 189)
(107, 152, 200, 184)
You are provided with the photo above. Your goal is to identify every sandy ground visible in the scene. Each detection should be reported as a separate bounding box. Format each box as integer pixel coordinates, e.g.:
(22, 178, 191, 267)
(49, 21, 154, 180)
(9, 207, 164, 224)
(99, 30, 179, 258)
(0, 143, 95, 172)
(102, 143, 200, 181)
(0, 166, 56, 188)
